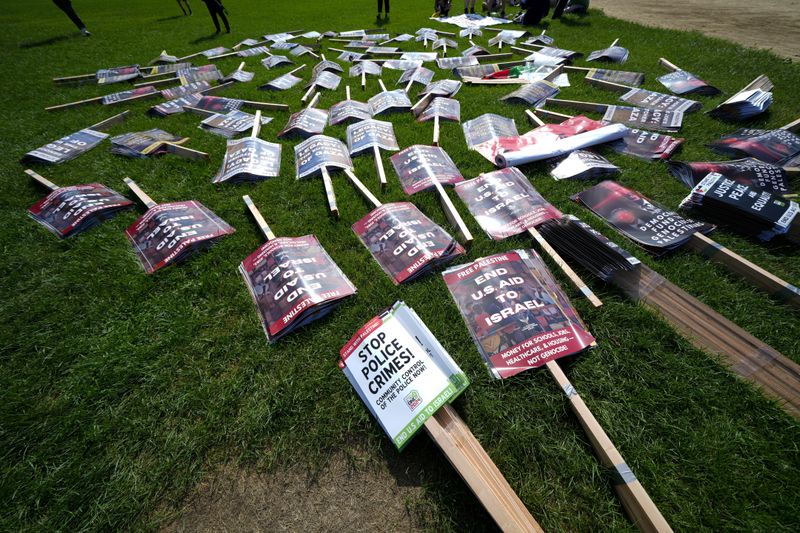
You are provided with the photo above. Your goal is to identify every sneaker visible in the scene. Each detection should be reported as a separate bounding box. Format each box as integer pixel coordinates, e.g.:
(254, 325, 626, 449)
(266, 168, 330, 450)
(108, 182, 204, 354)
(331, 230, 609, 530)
(80, 27, 91, 36)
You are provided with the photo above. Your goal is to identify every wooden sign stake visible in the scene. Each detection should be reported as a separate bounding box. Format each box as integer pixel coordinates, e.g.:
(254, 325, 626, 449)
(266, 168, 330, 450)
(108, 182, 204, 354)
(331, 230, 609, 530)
(306, 91, 321, 109)
(24, 169, 59, 191)
(243, 195, 276, 241)
(424, 404, 544, 533)
(373, 145, 388, 191)
(544, 362, 672, 533)
(320, 166, 339, 218)
(433, 114, 441, 145)
(251, 110, 262, 139)
(781, 117, 800, 132)
(525, 110, 546, 126)
(432, 179, 473, 246)
(124, 177, 157, 209)
(345, 85, 351, 101)
(685, 233, 800, 309)
(610, 38, 620, 48)
(658, 58, 681, 72)
(90, 110, 131, 131)
(344, 169, 382, 209)
(164, 143, 210, 161)
(361, 69, 367, 91)
(527, 227, 603, 307)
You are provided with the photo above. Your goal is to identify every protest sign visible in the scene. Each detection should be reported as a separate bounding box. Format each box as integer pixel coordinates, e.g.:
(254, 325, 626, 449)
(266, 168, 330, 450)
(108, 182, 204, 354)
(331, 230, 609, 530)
(259, 64, 307, 91)
(24, 169, 133, 238)
(22, 111, 129, 165)
(110, 129, 207, 160)
(657, 58, 720, 96)
(329, 86, 374, 126)
(223, 62, 255, 83)
(340, 302, 539, 531)
(416, 97, 460, 146)
(212, 111, 281, 184)
(346, 119, 399, 190)
(262, 55, 294, 69)
(587, 39, 629, 63)
(390, 145, 472, 245)
(574, 180, 798, 306)
(123, 178, 235, 274)
(550, 150, 619, 181)
(454, 167, 601, 306)
(708, 75, 772, 120)
(239, 195, 356, 341)
(443, 251, 670, 530)
(294, 135, 354, 217)
(667, 158, 791, 195)
(707, 124, 800, 165)
(368, 80, 412, 115)
(397, 66, 434, 94)
(546, 98, 684, 132)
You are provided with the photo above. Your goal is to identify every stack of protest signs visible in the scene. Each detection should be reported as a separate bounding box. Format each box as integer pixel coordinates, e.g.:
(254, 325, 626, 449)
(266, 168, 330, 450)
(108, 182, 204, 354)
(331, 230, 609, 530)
(667, 158, 792, 195)
(213, 111, 282, 184)
(657, 58, 720, 96)
(707, 119, 800, 166)
(344, 171, 465, 285)
(390, 145, 473, 245)
(24, 169, 133, 239)
(22, 111, 129, 165)
(340, 301, 542, 532)
(679, 172, 800, 245)
(110, 129, 208, 160)
(346, 119, 399, 190)
(294, 134, 354, 217)
(574, 180, 800, 307)
(453, 167, 602, 306)
(443, 250, 671, 531)
(123, 178, 235, 274)
(708, 75, 773, 120)
(239, 195, 356, 341)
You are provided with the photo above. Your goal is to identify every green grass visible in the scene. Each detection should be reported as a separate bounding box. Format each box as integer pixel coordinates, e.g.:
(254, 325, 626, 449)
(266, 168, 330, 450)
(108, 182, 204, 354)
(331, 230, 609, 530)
(1, 0, 799, 531)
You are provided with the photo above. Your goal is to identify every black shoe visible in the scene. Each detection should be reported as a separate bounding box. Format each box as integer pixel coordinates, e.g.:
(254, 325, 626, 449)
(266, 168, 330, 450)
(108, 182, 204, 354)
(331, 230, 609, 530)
(470, 8, 475, 14)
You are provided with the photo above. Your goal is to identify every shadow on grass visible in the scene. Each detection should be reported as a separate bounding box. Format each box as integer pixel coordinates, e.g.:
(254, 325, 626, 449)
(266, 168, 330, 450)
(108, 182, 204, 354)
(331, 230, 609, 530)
(156, 14, 186, 23)
(19, 34, 78, 49)
(556, 14, 591, 27)
(190, 33, 224, 45)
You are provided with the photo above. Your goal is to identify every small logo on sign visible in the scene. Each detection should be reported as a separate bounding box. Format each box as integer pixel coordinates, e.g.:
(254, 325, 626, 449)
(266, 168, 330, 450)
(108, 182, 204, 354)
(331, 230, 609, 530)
(405, 390, 422, 411)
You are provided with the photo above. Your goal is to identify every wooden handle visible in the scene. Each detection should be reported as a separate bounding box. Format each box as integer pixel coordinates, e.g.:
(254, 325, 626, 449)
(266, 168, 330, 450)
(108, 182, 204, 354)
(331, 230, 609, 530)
(658, 58, 681, 72)
(236, 61, 245, 71)
(535, 108, 574, 121)
(361, 70, 366, 90)
(378, 78, 388, 92)
(306, 91, 321, 109)
(243, 195, 276, 241)
(372, 146, 387, 191)
(424, 404, 544, 533)
(89, 110, 130, 131)
(321, 54, 327, 62)
(124, 177, 157, 208)
(177, 51, 202, 61)
(543, 64, 565, 82)
(320, 166, 340, 218)
(586, 77, 633, 93)
(164, 143, 209, 161)
(610, 38, 620, 47)
(200, 80, 235, 95)
(433, 114, 440, 146)
(405, 78, 414, 94)
(183, 105, 216, 117)
(433, 180, 473, 246)
(511, 45, 536, 55)
(53, 72, 96, 83)
(527, 227, 603, 307)
(781, 117, 800, 132)
(563, 66, 591, 72)
(288, 64, 307, 76)
(240, 100, 290, 111)
(525, 110, 545, 126)
(344, 168, 381, 209)
(251, 110, 262, 138)
(209, 51, 239, 60)
(411, 93, 432, 115)
(686, 233, 800, 309)
(45, 95, 103, 112)
(301, 84, 316, 103)
(135, 77, 174, 88)
(545, 362, 673, 533)
(24, 169, 59, 191)
(346, 85, 351, 100)
(476, 53, 513, 62)
(547, 98, 608, 113)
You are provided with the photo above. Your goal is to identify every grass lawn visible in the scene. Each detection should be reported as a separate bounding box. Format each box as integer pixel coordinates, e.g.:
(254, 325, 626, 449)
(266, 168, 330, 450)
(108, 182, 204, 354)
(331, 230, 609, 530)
(1, 0, 799, 531)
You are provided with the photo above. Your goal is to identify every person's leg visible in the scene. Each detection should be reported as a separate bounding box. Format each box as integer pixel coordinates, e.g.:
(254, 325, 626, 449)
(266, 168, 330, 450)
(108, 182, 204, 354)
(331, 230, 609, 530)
(216, 3, 230, 33)
(205, 2, 221, 32)
(53, 0, 88, 32)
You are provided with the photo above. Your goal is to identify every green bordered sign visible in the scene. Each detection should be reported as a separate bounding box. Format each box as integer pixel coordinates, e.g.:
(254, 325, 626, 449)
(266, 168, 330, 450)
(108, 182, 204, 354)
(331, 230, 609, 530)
(340, 301, 468, 450)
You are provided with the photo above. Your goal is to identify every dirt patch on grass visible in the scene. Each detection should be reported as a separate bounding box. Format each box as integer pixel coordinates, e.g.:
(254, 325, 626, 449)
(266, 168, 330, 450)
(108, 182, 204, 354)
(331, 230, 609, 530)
(594, 0, 800, 60)
(161, 453, 428, 532)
